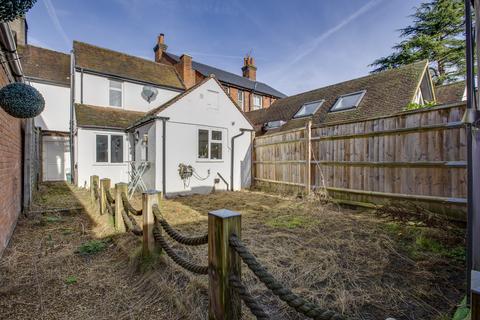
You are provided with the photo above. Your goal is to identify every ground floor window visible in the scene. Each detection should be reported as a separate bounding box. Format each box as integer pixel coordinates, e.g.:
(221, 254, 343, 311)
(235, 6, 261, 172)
(95, 134, 124, 163)
(198, 129, 223, 160)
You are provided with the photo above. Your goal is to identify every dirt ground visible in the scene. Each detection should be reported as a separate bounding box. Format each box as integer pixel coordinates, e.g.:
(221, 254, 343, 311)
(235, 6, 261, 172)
(0, 182, 465, 320)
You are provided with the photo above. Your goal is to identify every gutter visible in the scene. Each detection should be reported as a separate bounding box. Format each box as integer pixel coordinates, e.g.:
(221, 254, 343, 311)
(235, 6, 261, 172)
(230, 128, 254, 191)
(0, 23, 23, 82)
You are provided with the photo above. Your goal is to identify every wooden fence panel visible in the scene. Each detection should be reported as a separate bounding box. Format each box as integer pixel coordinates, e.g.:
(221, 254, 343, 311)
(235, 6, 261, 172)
(253, 104, 467, 219)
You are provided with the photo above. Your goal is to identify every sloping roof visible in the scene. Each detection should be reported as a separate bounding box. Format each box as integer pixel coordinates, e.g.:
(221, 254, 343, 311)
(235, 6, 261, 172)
(18, 45, 70, 86)
(435, 81, 465, 105)
(75, 104, 145, 129)
(165, 52, 286, 98)
(248, 60, 428, 133)
(130, 76, 255, 130)
(74, 41, 184, 90)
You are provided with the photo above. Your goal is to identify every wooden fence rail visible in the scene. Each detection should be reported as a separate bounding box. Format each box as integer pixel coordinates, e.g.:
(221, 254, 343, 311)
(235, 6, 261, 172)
(253, 103, 468, 219)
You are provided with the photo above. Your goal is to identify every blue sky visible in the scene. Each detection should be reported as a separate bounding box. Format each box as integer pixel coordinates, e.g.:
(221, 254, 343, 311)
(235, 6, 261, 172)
(26, 0, 422, 96)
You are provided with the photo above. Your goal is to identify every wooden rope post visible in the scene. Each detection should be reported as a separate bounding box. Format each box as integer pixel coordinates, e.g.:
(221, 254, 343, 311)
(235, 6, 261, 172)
(99, 178, 111, 215)
(142, 190, 161, 255)
(305, 120, 312, 194)
(90, 175, 99, 203)
(114, 183, 127, 233)
(473, 289, 480, 320)
(208, 209, 241, 320)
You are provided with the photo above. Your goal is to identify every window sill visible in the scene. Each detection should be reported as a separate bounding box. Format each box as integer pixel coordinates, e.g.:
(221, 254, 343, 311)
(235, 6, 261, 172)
(196, 159, 224, 163)
(93, 162, 128, 166)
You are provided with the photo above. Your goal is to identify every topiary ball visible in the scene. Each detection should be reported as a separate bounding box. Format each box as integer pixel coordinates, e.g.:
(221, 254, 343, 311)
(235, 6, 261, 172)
(0, 82, 45, 118)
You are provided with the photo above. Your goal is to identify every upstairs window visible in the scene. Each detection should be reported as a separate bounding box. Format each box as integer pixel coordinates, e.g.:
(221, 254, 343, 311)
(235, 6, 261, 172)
(253, 94, 263, 110)
(237, 90, 244, 110)
(294, 100, 324, 118)
(198, 129, 223, 160)
(330, 90, 366, 112)
(109, 79, 123, 107)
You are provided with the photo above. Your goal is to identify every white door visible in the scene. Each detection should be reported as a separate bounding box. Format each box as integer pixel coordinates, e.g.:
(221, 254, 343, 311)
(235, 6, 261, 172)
(43, 138, 70, 181)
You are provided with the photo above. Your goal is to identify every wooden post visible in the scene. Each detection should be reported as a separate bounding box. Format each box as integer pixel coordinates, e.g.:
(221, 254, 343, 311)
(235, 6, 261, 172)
(90, 175, 99, 203)
(305, 120, 312, 194)
(142, 190, 161, 255)
(114, 183, 127, 233)
(99, 178, 111, 215)
(208, 209, 241, 320)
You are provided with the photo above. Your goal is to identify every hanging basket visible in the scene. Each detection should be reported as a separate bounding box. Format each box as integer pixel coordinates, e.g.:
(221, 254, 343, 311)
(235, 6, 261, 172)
(0, 83, 45, 118)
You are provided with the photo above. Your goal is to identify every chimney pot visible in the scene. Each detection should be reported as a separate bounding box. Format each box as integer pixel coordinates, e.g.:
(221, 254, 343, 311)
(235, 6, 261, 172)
(242, 55, 257, 81)
(154, 33, 168, 63)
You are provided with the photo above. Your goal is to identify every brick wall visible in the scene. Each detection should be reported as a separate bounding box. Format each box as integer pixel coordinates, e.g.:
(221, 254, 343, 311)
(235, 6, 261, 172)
(0, 68, 24, 256)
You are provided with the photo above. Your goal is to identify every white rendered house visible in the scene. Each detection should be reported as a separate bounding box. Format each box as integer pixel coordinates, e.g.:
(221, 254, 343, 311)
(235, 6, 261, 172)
(128, 76, 254, 196)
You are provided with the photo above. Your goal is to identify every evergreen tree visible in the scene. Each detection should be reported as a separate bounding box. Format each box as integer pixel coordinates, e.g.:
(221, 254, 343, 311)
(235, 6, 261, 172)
(370, 0, 465, 85)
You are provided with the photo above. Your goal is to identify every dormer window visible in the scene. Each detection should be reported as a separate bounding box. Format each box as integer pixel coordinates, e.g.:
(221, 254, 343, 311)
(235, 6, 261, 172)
(330, 90, 366, 112)
(109, 79, 123, 107)
(265, 120, 286, 130)
(293, 100, 324, 118)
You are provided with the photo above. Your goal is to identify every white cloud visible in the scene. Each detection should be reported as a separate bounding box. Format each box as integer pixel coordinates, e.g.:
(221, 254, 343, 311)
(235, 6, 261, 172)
(42, 0, 70, 47)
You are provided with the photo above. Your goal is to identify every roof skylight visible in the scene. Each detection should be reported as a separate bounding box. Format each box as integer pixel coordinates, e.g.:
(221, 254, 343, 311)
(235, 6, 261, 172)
(265, 120, 286, 130)
(293, 100, 324, 118)
(330, 90, 366, 112)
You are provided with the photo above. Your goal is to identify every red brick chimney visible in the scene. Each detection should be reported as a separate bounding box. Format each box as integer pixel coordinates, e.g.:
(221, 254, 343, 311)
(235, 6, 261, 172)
(154, 33, 168, 63)
(175, 54, 195, 89)
(242, 56, 257, 81)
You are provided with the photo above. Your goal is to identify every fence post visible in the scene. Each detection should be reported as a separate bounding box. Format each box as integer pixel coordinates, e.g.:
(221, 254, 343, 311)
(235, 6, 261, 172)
(473, 289, 480, 320)
(114, 183, 127, 233)
(100, 178, 111, 215)
(208, 209, 241, 320)
(305, 120, 312, 194)
(90, 175, 99, 203)
(142, 190, 161, 255)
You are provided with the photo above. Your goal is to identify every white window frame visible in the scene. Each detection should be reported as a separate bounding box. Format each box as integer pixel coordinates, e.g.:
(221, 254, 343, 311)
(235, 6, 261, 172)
(330, 90, 366, 112)
(237, 90, 244, 110)
(225, 86, 230, 95)
(414, 89, 424, 105)
(252, 94, 263, 110)
(94, 133, 126, 165)
(197, 128, 224, 161)
(109, 79, 123, 107)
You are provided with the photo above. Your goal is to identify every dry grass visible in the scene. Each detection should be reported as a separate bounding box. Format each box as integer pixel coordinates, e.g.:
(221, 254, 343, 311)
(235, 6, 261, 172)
(0, 183, 465, 320)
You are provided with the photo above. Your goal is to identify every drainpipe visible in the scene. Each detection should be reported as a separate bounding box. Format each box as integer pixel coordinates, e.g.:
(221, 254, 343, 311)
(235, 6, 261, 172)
(161, 117, 168, 196)
(69, 50, 75, 184)
(230, 128, 254, 191)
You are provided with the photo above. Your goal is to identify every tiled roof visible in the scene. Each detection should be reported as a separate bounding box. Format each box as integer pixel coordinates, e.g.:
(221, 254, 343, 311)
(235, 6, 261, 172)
(435, 81, 465, 105)
(165, 52, 286, 98)
(248, 60, 428, 133)
(74, 41, 184, 90)
(18, 45, 70, 86)
(75, 104, 145, 130)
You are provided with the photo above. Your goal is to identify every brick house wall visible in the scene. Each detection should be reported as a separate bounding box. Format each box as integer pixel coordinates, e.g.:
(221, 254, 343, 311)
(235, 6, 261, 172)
(0, 65, 24, 256)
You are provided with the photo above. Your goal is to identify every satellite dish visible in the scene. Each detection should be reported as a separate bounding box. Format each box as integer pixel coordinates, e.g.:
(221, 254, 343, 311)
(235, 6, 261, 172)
(141, 86, 158, 103)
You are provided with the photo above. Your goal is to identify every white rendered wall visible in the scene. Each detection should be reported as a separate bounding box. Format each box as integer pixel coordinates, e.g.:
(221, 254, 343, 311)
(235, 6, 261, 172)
(76, 128, 129, 188)
(149, 78, 253, 195)
(31, 81, 71, 132)
(75, 72, 181, 112)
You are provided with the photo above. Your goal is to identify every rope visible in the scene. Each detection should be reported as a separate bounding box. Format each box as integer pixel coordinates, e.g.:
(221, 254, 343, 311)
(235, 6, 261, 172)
(106, 200, 115, 216)
(105, 189, 115, 205)
(121, 209, 143, 236)
(121, 192, 142, 216)
(229, 275, 269, 319)
(152, 205, 208, 246)
(153, 224, 208, 275)
(229, 235, 344, 320)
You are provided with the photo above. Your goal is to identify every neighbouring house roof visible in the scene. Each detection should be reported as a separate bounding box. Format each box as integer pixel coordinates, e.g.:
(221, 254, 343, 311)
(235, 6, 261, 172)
(435, 81, 465, 105)
(73, 41, 185, 90)
(164, 52, 286, 98)
(75, 103, 145, 130)
(18, 45, 70, 86)
(247, 60, 429, 134)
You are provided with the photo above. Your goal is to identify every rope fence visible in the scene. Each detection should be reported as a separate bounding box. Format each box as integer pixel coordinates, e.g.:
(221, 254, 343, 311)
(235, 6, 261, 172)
(87, 175, 345, 320)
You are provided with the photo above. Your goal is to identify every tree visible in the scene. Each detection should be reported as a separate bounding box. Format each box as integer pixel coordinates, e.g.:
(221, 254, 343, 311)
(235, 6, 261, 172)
(0, 0, 37, 23)
(370, 0, 465, 85)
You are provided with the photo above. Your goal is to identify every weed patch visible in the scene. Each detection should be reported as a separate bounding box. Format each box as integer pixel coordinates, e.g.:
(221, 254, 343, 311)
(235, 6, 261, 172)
(65, 275, 77, 285)
(266, 215, 312, 229)
(76, 239, 110, 255)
